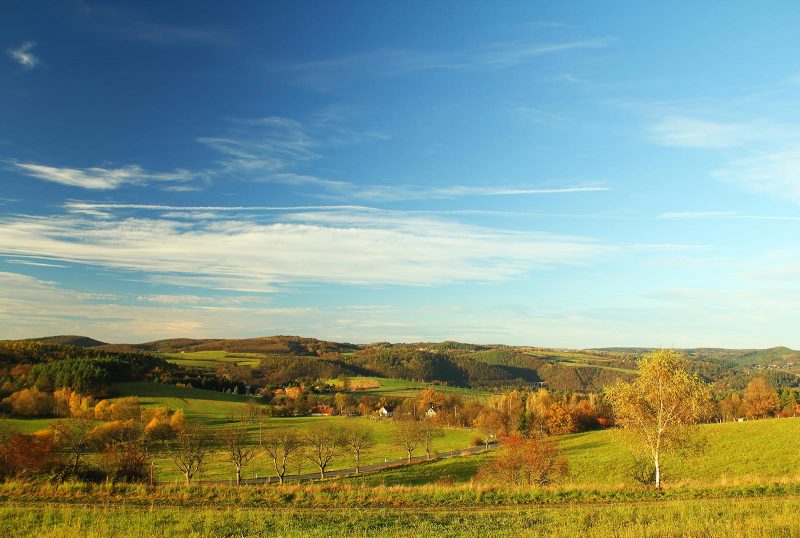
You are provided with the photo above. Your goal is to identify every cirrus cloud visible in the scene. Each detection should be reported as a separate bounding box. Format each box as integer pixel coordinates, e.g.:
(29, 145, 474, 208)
(0, 207, 606, 292)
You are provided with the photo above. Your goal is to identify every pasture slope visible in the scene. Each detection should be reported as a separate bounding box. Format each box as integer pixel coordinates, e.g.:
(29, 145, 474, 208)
(5, 378, 800, 536)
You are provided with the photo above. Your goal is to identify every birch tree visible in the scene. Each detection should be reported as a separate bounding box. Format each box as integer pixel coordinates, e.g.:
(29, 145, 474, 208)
(604, 349, 710, 489)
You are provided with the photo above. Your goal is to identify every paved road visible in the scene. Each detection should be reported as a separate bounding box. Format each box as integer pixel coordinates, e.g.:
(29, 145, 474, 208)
(159, 442, 497, 487)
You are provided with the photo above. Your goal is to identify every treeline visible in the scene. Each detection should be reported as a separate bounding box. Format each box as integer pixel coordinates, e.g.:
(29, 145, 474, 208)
(245, 345, 633, 393)
(0, 341, 175, 398)
(715, 377, 799, 421)
(0, 341, 247, 401)
(0, 393, 186, 483)
(110, 336, 360, 355)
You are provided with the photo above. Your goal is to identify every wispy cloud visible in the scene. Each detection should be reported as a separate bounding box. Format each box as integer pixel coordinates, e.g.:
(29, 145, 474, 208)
(8, 41, 39, 69)
(76, 3, 229, 46)
(282, 38, 613, 87)
(195, 115, 608, 200)
(0, 208, 606, 292)
(648, 116, 757, 148)
(5, 259, 67, 268)
(660, 211, 800, 221)
(645, 111, 800, 204)
(10, 112, 608, 199)
(714, 146, 800, 203)
(13, 162, 197, 190)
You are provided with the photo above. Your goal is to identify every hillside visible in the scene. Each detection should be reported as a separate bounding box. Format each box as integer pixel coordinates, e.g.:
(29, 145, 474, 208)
(347, 417, 800, 488)
(26, 335, 107, 347)
(12, 336, 800, 393)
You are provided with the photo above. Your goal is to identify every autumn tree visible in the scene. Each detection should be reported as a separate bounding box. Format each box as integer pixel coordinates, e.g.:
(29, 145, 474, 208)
(743, 378, 780, 419)
(90, 419, 148, 481)
(415, 387, 446, 416)
(303, 426, 342, 479)
(341, 421, 376, 474)
(170, 408, 187, 432)
(418, 421, 444, 459)
(2, 387, 54, 417)
(604, 349, 711, 489)
(474, 408, 507, 448)
(51, 419, 96, 474)
(482, 434, 567, 486)
(262, 428, 303, 484)
(101, 438, 149, 482)
(718, 394, 745, 422)
(168, 424, 212, 485)
(543, 402, 576, 436)
(334, 392, 354, 415)
(392, 419, 423, 462)
(221, 423, 257, 485)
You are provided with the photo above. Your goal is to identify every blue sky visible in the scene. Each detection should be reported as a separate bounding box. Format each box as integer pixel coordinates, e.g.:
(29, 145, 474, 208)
(2, 1, 800, 347)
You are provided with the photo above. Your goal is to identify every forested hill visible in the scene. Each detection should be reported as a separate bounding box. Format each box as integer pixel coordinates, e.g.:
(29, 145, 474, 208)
(6, 336, 799, 394)
(98, 335, 359, 355)
(594, 346, 800, 368)
(25, 335, 108, 347)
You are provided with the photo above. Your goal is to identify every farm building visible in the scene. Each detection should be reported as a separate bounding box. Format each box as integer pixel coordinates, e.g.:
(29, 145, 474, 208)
(310, 405, 335, 416)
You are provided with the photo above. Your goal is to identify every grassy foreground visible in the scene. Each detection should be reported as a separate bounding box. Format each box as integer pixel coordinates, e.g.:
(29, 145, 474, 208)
(3, 493, 800, 537)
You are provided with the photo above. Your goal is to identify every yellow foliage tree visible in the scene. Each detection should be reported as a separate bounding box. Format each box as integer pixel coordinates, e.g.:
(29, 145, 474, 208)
(605, 349, 711, 489)
(743, 378, 780, 419)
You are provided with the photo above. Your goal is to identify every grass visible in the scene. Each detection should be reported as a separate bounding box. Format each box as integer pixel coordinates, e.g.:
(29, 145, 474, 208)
(326, 376, 493, 399)
(1, 417, 55, 434)
(334, 417, 800, 489)
(561, 417, 800, 487)
(7, 380, 800, 488)
(114, 381, 255, 423)
(147, 416, 475, 482)
(107, 383, 478, 481)
(345, 452, 492, 487)
(160, 350, 263, 369)
(4, 490, 800, 537)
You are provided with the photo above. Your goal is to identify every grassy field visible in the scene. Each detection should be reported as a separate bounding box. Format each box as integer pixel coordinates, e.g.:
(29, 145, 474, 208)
(7, 379, 800, 487)
(335, 417, 800, 489)
(116, 382, 478, 481)
(4, 492, 800, 537)
(5, 383, 800, 535)
(561, 417, 800, 487)
(114, 381, 255, 423)
(148, 415, 476, 483)
(326, 376, 493, 399)
(159, 350, 264, 369)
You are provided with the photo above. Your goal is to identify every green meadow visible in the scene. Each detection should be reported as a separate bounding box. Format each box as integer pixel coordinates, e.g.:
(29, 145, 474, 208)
(3, 491, 800, 537)
(327, 376, 493, 399)
(159, 350, 264, 369)
(7, 380, 800, 486)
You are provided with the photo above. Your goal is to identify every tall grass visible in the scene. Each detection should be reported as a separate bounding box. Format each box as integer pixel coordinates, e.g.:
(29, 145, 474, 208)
(3, 496, 800, 537)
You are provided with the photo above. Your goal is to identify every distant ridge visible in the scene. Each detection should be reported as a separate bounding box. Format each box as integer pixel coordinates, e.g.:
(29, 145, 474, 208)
(97, 335, 359, 355)
(592, 346, 800, 367)
(26, 335, 107, 347)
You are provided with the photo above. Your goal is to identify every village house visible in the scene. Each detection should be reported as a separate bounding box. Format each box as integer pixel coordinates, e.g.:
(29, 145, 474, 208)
(310, 404, 335, 416)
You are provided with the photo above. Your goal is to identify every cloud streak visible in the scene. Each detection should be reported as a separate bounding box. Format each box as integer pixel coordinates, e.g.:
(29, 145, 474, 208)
(13, 162, 197, 190)
(283, 38, 613, 87)
(0, 209, 606, 292)
(8, 41, 39, 69)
